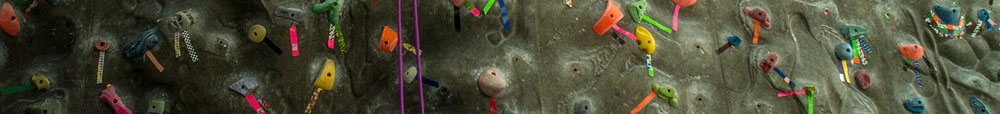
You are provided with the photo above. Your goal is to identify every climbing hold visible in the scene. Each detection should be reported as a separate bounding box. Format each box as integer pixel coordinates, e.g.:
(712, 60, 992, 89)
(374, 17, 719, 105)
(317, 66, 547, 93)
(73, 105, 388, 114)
(729, 36, 742, 46)
(124, 29, 159, 59)
(743, 8, 770, 29)
(759, 54, 779, 73)
(228, 77, 260, 96)
(903, 97, 925, 113)
(96, 40, 110, 51)
(898, 44, 925, 60)
(804, 86, 816, 96)
(667, 97, 679, 107)
(451, 0, 465, 7)
(168, 9, 198, 31)
(635, 26, 656, 54)
(628, 0, 647, 23)
(274, 7, 306, 27)
(934, 5, 961, 25)
(835, 43, 854, 60)
(978, 9, 990, 21)
(378, 26, 398, 53)
(854, 70, 872, 90)
(652, 84, 676, 99)
(26, 99, 61, 114)
(0, 2, 19, 37)
(478, 68, 507, 97)
(148, 100, 165, 114)
(672, 0, 696, 7)
(31, 75, 49, 90)
(970, 96, 991, 114)
(314, 59, 337, 90)
(311, 0, 344, 25)
(100, 85, 133, 114)
(841, 25, 868, 40)
(573, 99, 593, 114)
(404, 66, 417, 84)
(592, 0, 624, 36)
(249, 25, 282, 54)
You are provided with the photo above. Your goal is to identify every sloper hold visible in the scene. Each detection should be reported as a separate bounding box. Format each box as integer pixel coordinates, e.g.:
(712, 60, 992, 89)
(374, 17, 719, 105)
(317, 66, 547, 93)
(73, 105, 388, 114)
(314, 59, 337, 90)
(970, 96, 991, 114)
(31, 75, 50, 90)
(934, 5, 961, 25)
(854, 70, 872, 90)
(100, 86, 133, 114)
(478, 68, 507, 97)
(148, 100, 165, 114)
(759, 54, 779, 73)
(898, 44, 924, 60)
(635, 26, 656, 54)
(628, 0, 647, 23)
(903, 97, 925, 113)
(228, 77, 260, 96)
(378, 26, 398, 53)
(274, 7, 306, 27)
(835, 43, 854, 60)
(743, 7, 770, 29)
(404, 66, 418, 84)
(841, 25, 868, 40)
(0, 2, 18, 37)
(592, 0, 624, 36)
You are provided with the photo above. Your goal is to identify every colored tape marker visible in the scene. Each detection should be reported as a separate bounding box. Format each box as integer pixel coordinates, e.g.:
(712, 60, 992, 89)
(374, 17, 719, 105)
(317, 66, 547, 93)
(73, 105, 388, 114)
(807, 95, 814, 114)
(246, 93, 266, 114)
(777, 90, 805, 97)
(642, 16, 673, 34)
(304, 88, 322, 114)
(612, 25, 635, 40)
(290, 26, 300, 56)
(484, 0, 495, 15)
(98, 51, 105, 84)
(753, 21, 760, 44)
(499, 0, 509, 30)
(490, 97, 497, 114)
(174, 32, 181, 58)
(146, 51, 164, 72)
(1, 85, 35, 95)
(420, 76, 440, 88)
(842, 60, 850, 83)
(672, 5, 680, 31)
(629, 91, 656, 114)
(773, 67, 795, 87)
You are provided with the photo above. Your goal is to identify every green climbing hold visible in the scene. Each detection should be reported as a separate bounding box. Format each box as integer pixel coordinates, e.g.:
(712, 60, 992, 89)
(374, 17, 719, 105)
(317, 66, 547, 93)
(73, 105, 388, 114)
(312, 0, 344, 25)
(668, 98, 679, 107)
(652, 84, 676, 99)
(804, 85, 816, 96)
(841, 25, 868, 40)
(628, 0, 647, 23)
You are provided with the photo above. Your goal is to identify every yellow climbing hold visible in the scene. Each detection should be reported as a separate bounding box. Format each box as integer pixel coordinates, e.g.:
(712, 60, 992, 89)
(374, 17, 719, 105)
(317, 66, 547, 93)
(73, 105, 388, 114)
(314, 59, 337, 90)
(635, 26, 656, 54)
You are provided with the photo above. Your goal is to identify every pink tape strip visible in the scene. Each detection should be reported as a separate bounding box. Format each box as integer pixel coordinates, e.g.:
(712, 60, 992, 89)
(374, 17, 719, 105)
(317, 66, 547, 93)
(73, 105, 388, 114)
(777, 90, 806, 97)
(472, 8, 482, 17)
(246, 93, 266, 114)
(328, 39, 336, 49)
(672, 5, 680, 31)
(612, 25, 636, 40)
(290, 26, 300, 56)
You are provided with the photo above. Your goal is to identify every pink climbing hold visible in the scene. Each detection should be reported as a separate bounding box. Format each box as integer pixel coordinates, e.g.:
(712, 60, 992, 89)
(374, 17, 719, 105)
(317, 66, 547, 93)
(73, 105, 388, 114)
(744, 8, 771, 29)
(854, 70, 872, 90)
(99, 85, 133, 114)
(478, 68, 507, 98)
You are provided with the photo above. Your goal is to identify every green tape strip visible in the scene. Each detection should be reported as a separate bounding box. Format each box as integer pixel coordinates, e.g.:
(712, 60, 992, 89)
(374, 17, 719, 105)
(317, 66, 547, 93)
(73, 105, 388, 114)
(850, 39, 859, 60)
(1, 85, 35, 95)
(643, 16, 673, 34)
(648, 69, 654, 77)
(484, 0, 496, 15)
(807, 95, 814, 114)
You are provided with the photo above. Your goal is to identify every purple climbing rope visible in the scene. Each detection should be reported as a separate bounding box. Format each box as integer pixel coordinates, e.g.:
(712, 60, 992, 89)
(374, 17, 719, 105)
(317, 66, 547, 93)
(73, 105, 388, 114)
(413, 0, 426, 113)
(397, 0, 405, 113)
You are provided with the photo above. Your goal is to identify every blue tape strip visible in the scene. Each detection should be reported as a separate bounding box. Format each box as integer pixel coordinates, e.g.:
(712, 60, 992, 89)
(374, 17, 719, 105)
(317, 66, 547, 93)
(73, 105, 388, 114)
(773, 67, 796, 87)
(499, 0, 509, 30)
(421, 76, 440, 88)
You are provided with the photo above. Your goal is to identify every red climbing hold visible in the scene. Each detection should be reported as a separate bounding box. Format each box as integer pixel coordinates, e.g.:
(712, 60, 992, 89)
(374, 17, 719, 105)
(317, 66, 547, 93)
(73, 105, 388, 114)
(743, 7, 770, 29)
(759, 54, 779, 73)
(672, 0, 696, 7)
(898, 44, 924, 60)
(0, 2, 19, 37)
(592, 0, 624, 36)
(854, 70, 872, 90)
(95, 40, 110, 51)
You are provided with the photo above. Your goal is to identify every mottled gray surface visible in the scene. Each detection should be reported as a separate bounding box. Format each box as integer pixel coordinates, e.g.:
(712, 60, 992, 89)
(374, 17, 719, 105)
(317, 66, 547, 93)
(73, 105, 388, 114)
(0, 0, 998, 113)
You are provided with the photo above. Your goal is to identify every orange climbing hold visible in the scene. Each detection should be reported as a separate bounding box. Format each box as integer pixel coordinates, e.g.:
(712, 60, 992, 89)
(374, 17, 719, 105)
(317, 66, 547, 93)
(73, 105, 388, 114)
(672, 0, 696, 7)
(0, 2, 19, 37)
(898, 44, 925, 60)
(378, 26, 398, 53)
(592, 0, 623, 36)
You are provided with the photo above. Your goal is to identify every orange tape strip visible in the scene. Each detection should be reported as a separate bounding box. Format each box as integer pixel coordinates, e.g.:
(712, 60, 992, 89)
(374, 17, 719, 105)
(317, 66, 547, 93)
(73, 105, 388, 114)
(753, 22, 760, 45)
(629, 91, 656, 114)
(145, 51, 164, 72)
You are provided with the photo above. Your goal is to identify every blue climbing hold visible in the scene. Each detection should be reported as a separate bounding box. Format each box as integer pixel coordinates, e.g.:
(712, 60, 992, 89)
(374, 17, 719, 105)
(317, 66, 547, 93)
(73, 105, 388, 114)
(124, 29, 160, 59)
(979, 9, 993, 32)
(970, 96, 991, 114)
(835, 43, 853, 60)
(728, 36, 742, 46)
(934, 5, 961, 25)
(903, 97, 925, 113)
